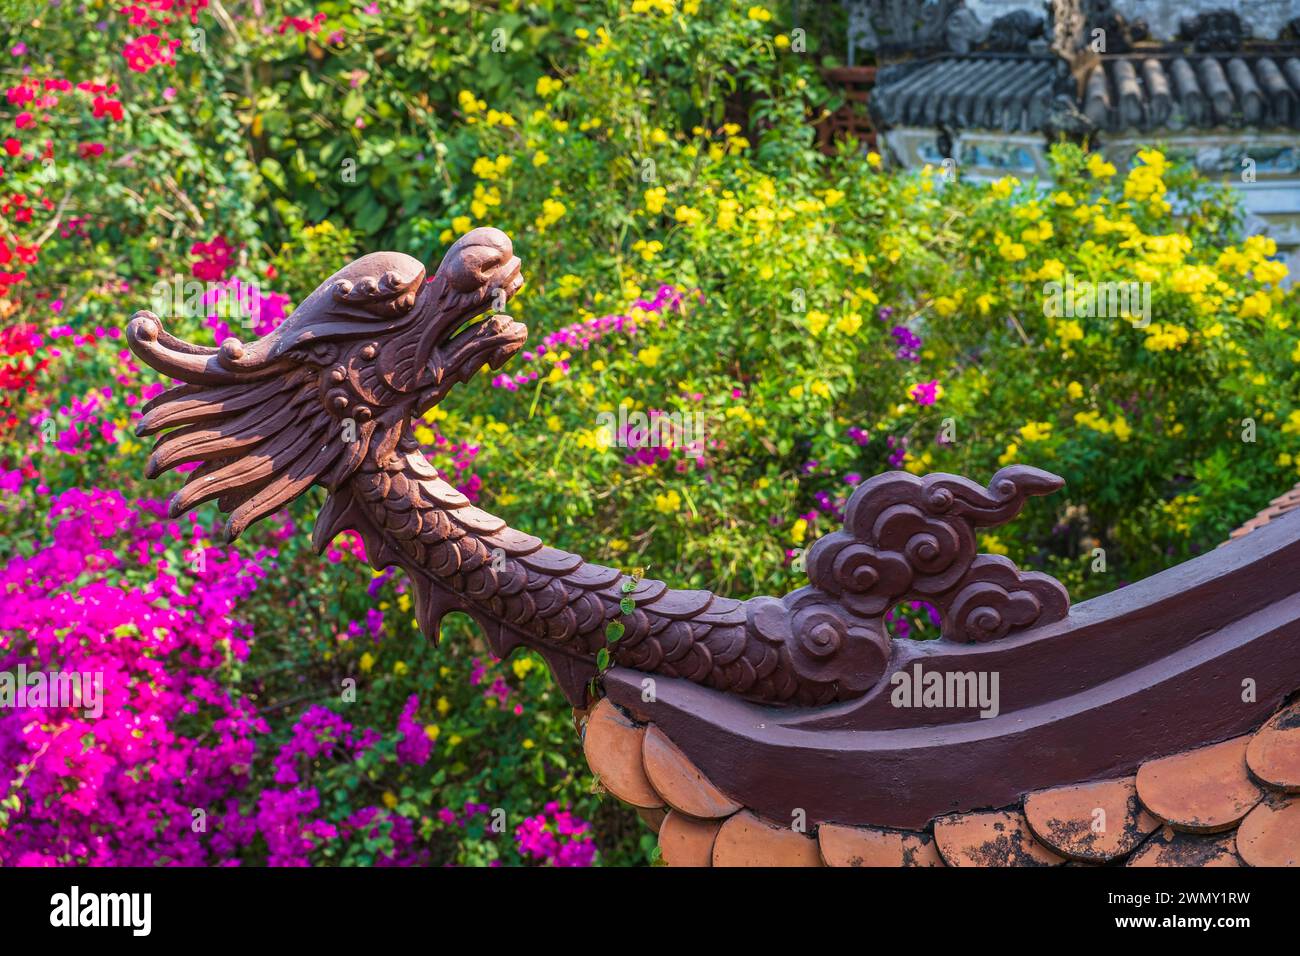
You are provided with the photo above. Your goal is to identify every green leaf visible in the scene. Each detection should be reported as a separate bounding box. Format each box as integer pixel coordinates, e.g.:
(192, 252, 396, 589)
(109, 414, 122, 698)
(605, 620, 625, 643)
(342, 88, 365, 122)
(259, 157, 287, 192)
(354, 199, 389, 234)
(619, 597, 635, 615)
(596, 647, 610, 670)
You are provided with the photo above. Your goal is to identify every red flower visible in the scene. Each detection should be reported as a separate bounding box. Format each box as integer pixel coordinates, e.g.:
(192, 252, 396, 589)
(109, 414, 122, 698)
(92, 96, 124, 122)
(15, 112, 34, 130)
(278, 12, 327, 34)
(3, 138, 20, 157)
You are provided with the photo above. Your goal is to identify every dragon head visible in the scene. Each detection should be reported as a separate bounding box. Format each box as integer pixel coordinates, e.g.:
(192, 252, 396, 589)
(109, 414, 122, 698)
(126, 227, 526, 541)
(405, 226, 526, 415)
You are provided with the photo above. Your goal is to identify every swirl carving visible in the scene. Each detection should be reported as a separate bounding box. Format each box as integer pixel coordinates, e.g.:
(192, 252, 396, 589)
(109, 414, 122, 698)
(803, 465, 1069, 645)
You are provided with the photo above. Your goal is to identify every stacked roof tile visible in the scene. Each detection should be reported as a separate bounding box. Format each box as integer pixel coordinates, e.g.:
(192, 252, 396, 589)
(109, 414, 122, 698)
(870, 52, 1300, 134)
(870, 55, 1061, 132)
(1083, 54, 1300, 132)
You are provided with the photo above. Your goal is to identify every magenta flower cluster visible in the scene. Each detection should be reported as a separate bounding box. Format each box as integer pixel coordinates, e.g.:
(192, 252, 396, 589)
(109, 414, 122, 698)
(0, 483, 582, 866)
(0, 485, 268, 866)
(514, 801, 597, 867)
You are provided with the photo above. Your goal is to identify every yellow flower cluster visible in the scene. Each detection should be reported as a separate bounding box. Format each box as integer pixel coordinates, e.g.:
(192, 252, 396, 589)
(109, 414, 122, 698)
(716, 195, 739, 230)
(989, 176, 1017, 199)
(643, 186, 667, 214)
(1238, 290, 1272, 319)
(1143, 322, 1190, 351)
(654, 490, 682, 513)
(903, 450, 935, 475)
(471, 154, 513, 180)
(1055, 319, 1084, 345)
(1074, 410, 1132, 441)
(1086, 153, 1116, 179)
(470, 182, 501, 218)
(1018, 421, 1053, 442)
(1142, 232, 1192, 266)
(1167, 263, 1217, 297)
(632, 238, 663, 261)
(534, 197, 566, 232)
(837, 312, 863, 335)
(1124, 149, 1171, 214)
(995, 231, 1027, 262)
(458, 89, 487, 114)
(556, 274, 583, 298)
(1160, 494, 1201, 535)
(673, 204, 704, 226)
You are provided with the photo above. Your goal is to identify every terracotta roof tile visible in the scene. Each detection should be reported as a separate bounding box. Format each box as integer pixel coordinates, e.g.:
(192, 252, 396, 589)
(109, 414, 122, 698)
(659, 811, 722, 867)
(1024, 776, 1159, 862)
(934, 810, 1066, 867)
(712, 811, 823, 867)
(1137, 735, 1264, 832)
(1246, 699, 1300, 792)
(1235, 794, 1300, 867)
(589, 655, 1300, 867)
(819, 824, 944, 867)
(581, 699, 663, 809)
(1128, 827, 1243, 867)
(642, 725, 741, 819)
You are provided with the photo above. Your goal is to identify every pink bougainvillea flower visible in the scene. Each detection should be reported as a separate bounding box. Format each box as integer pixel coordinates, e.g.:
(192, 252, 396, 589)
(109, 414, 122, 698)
(514, 802, 597, 867)
(190, 234, 233, 281)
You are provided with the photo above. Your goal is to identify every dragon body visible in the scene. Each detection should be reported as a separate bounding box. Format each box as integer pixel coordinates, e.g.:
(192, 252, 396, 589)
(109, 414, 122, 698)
(128, 228, 1068, 708)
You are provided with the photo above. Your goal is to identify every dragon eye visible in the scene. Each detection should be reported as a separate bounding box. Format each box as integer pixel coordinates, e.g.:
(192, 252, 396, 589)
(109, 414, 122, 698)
(447, 244, 502, 292)
(441, 227, 514, 293)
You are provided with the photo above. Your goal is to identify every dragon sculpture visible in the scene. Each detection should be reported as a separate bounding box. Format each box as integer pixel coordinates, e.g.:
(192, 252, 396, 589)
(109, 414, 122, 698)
(128, 229, 1300, 865)
(126, 227, 1067, 711)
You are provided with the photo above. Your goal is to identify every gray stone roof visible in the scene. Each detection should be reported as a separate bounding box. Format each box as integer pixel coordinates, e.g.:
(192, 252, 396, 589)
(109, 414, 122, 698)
(870, 55, 1063, 133)
(1083, 55, 1300, 131)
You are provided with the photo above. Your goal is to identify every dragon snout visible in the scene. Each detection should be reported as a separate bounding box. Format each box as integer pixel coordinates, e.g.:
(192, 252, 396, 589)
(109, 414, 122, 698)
(474, 313, 528, 368)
